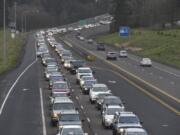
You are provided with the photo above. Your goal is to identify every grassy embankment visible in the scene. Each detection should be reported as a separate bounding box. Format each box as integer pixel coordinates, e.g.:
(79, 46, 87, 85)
(0, 30, 26, 74)
(96, 29, 180, 68)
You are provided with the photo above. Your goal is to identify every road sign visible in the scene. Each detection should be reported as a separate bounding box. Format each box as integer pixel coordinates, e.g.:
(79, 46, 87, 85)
(79, 20, 86, 25)
(119, 26, 130, 37)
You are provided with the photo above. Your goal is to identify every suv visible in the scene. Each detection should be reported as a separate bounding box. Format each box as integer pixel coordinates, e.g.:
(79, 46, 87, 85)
(119, 50, 128, 57)
(69, 60, 85, 74)
(57, 125, 87, 135)
(57, 110, 82, 129)
(106, 52, 117, 60)
(112, 112, 142, 135)
(89, 84, 111, 104)
(102, 105, 124, 128)
(51, 97, 76, 126)
(101, 96, 125, 112)
(118, 128, 148, 135)
(76, 67, 93, 84)
(97, 43, 105, 51)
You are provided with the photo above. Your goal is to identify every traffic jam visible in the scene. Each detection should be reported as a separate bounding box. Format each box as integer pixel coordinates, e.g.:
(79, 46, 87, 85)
(36, 24, 148, 135)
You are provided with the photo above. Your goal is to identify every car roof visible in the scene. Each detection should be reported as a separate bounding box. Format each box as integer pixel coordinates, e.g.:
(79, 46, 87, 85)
(119, 112, 136, 117)
(62, 125, 82, 129)
(60, 110, 79, 115)
(53, 81, 67, 84)
(126, 128, 147, 133)
(54, 97, 73, 103)
(107, 105, 122, 109)
(78, 67, 91, 70)
(93, 84, 107, 87)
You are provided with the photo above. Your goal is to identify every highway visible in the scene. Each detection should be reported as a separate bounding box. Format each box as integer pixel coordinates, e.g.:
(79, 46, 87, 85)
(63, 25, 180, 114)
(0, 18, 179, 135)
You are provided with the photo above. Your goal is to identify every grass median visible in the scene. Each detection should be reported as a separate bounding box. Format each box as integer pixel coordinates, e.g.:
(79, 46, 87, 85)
(96, 29, 180, 68)
(0, 30, 26, 74)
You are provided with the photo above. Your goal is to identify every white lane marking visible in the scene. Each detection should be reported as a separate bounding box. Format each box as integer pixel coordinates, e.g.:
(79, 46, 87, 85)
(22, 88, 29, 91)
(150, 72, 153, 75)
(154, 66, 180, 78)
(40, 88, 47, 135)
(87, 117, 91, 123)
(64, 40, 73, 47)
(170, 81, 175, 85)
(80, 105, 84, 110)
(108, 80, 116, 84)
(128, 56, 139, 62)
(162, 124, 168, 127)
(76, 96, 79, 100)
(0, 59, 37, 115)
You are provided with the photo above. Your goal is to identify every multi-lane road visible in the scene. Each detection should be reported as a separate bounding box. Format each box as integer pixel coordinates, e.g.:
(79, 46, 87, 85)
(0, 19, 180, 135)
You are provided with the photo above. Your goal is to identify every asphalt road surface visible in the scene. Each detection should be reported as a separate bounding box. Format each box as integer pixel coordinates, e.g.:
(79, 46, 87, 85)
(0, 20, 180, 135)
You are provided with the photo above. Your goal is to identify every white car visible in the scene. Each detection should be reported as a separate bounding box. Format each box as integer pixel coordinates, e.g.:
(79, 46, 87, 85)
(89, 84, 111, 104)
(76, 67, 93, 84)
(119, 50, 128, 57)
(120, 128, 148, 135)
(79, 75, 95, 88)
(56, 125, 88, 135)
(140, 58, 152, 67)
(102, 105, 124, 128)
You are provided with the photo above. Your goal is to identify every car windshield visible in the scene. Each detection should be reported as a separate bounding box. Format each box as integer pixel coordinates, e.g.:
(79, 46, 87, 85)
(46, 59, 56, 63)
(104, 98, 122, 105)
(47, 68, 57, 72)
(53, 93, 67, 98)
(127, 132, 147, 135)
(83, 76, 94, 81)
(53, 83, 68, 89)
(51, 76, 64, 81)
(84, 80, 96, 86)
(60, 114, 80, 121)
(79, 69, 92, 73)
(106, 108, 123, 115)
(62, 128, 83, 135)
(54, 103, 75, 110)
(98, 93, 112, 99)
(93, 86, 108, 92)
(71, 61, 84, 67)
(119, 116, 140, 124)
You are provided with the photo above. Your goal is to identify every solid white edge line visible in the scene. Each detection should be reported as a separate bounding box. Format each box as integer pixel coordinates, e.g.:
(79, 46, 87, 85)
(40, 88, 47, 135)
(0, 59, 37, 115)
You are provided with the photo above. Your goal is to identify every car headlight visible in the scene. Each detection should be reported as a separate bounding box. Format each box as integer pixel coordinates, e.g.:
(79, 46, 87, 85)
(59, 124, 63, 129)
(117, 128, 124, 133)
(52, 113, 58, 119)
(84, 87, 88, 90)
(81, 81, 85, 85)
(105, 118, 112, 123)
(46, 74, 50, 78)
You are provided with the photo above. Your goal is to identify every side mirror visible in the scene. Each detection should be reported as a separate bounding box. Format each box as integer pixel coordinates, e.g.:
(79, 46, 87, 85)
(75, 107, 79, 110)
(92, 70, 95, 74)
(140, 121, 143, 124)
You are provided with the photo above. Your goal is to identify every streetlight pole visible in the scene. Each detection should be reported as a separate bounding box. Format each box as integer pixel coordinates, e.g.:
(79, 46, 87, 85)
(14, 2, 17, 33)
(3, 0, 7, 64)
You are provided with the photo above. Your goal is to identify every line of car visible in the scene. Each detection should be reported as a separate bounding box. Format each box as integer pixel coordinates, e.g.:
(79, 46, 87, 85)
(36, 32, 88, 135)
(36, 26, 149, 135)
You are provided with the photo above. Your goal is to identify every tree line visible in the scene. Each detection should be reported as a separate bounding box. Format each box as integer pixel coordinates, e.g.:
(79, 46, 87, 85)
(110, 0, 180, 31)
(0, 0, 110, 30)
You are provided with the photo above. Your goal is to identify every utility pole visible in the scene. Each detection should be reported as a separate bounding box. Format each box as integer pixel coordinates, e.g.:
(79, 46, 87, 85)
(14, 2, 17, 33)
(3, 0, 7, 64)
